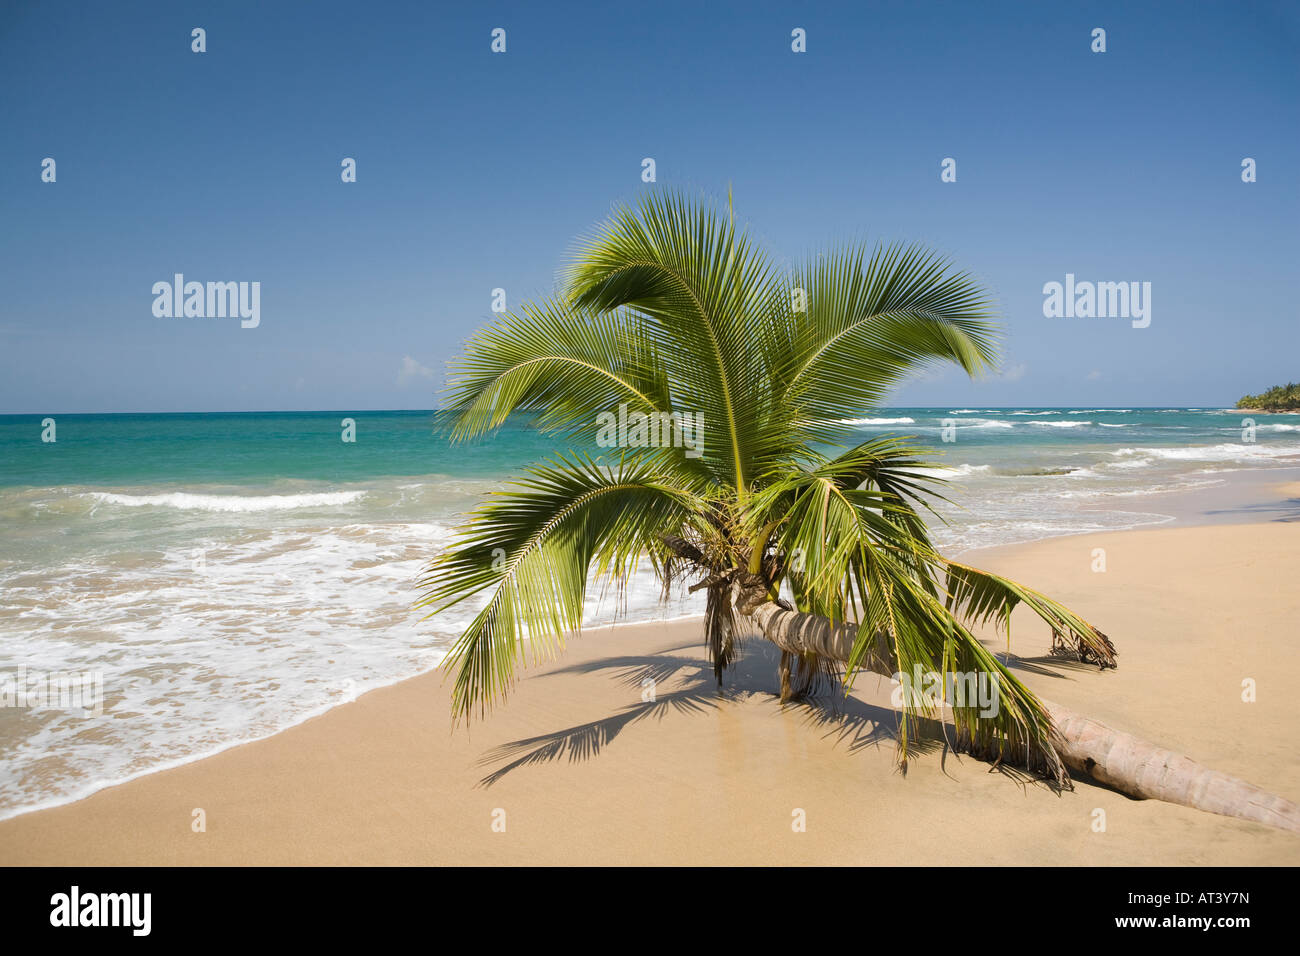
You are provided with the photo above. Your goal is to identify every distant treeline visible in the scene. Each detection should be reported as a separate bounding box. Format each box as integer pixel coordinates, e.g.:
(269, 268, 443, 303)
(1237, 382, 1300, 411)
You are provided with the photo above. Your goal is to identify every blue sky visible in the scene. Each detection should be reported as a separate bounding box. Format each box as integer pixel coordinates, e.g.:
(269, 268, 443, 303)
(2, 0, 1296, 413)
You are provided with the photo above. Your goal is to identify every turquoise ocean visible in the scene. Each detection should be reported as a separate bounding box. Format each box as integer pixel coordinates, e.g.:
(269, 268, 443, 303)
(2, 407, 1299, 819)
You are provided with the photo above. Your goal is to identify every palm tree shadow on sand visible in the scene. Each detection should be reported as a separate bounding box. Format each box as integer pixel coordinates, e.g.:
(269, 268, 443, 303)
(476, 637, 1095, 795)
(1203, 494, 1300, 523)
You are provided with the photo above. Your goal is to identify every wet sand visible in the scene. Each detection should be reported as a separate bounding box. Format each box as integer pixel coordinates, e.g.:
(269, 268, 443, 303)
(2, 517, 1298, 865)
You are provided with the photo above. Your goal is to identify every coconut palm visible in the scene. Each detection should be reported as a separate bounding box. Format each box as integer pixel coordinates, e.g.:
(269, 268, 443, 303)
(418, 191, 1299, 831)
(1237, 382, 1300, 411)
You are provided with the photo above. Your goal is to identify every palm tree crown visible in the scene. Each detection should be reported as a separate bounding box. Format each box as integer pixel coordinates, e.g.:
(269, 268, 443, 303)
(417, 190, 1114, 779)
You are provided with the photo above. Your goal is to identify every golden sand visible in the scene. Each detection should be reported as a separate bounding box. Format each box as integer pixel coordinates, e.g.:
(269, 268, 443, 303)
(2, 521, 1298, 865)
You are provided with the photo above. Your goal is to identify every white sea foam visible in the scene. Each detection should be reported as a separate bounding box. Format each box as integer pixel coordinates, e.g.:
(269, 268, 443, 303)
(0, 497, 701, 821)
(1105, 456, 1155, 470)
(921, 464, 992, 479)
(840, 416, 916, 425)
(1112, 443, 1300, 463)
(934, 512, 1174, 554)
(7, 414, 1300, 821)
(1053, 477, 1224, 500)
(84, 491, 368, 512)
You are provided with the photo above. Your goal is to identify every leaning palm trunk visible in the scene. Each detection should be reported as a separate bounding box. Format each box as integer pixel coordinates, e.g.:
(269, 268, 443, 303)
(1046, 707, 1300, 833)
(734, 579, 1300, 833)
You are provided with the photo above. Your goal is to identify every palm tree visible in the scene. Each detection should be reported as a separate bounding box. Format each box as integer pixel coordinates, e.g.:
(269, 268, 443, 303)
(418, 191, 1299, 832)
(1238, 382, 1300, 411)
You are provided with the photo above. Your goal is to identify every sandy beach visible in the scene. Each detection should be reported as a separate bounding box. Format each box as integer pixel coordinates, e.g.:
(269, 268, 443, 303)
(2, 486, 1298, 866)
(5, 0, 1299, 907)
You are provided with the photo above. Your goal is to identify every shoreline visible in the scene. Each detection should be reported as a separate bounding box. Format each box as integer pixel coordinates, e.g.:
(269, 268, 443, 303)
(2, 467, 1295, 827)
(1, 474, 1298, 863)
(0, 612, 710, 826)
(0, 468, 1295, 825)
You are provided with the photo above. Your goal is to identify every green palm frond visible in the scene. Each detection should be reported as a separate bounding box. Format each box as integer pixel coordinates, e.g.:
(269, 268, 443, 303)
(746, 436, 952, 614)
(441, 295, 668, 443)
(416, 453, 703, 720)
(942, 560, 1118, 668)
(422, 188, 1117, 783)
(742, 433, 1097, 774)
(777, 243, 999, 444)
(566, 192, 803, 495)
(846, 552, 1065, 776)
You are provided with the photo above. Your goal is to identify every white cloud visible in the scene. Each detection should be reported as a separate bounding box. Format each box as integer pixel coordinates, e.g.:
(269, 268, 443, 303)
(396, 355, 433, 387)
(997, 361, 1028, 382)
(1085, 369, 1103, 381)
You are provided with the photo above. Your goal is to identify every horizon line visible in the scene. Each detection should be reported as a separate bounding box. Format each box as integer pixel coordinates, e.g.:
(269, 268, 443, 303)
(0, 404, 1246, 417)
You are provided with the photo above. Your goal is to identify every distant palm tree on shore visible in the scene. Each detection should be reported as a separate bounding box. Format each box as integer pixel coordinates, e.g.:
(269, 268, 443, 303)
(1238, 382, 1300, 411)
